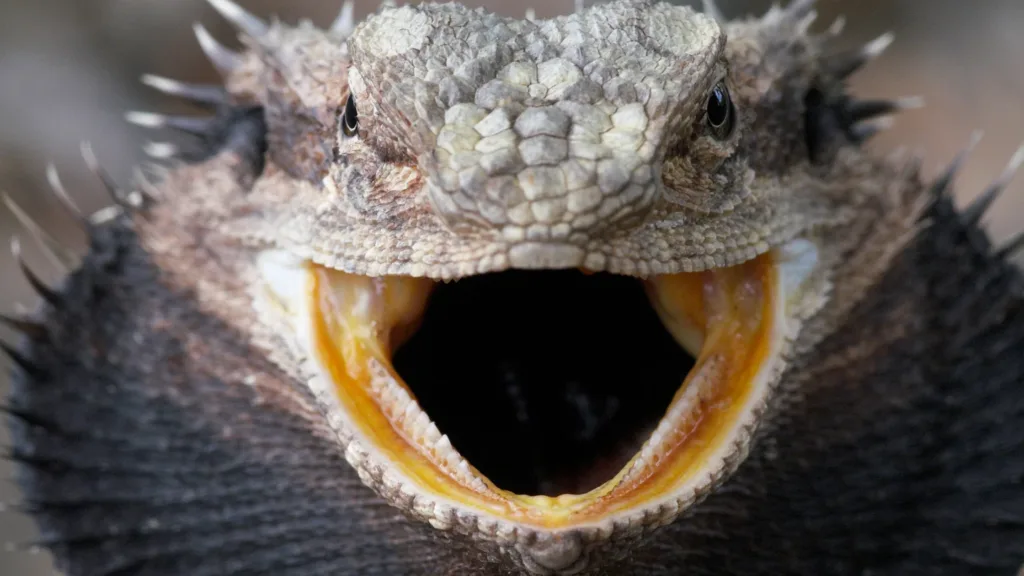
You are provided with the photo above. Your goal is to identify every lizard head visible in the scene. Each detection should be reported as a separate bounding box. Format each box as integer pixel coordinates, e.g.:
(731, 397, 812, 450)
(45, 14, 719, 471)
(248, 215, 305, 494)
(340, 0, 727, 265)
(141, 0, 925, 571)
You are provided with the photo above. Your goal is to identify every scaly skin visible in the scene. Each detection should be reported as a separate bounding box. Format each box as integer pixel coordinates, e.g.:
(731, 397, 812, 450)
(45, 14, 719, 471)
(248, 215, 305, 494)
(3, 0, 1024, 574)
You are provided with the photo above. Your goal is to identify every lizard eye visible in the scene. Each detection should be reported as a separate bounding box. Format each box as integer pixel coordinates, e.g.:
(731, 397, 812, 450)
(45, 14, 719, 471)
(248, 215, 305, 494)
(706, 82, 734, 139)
(342, 93, 359, 138)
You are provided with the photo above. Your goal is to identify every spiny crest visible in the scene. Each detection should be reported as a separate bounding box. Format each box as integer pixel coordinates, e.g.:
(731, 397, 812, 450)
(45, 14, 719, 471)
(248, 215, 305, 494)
(926, 133, 1024, 224)
(820, 31, 916, 147)
(697, 0, 920, 178)
(128, 0, 366, 180)
(0, 314, 46, 342)
(0, 339, 42, 378)
(962, 145, 1024, 225)
(880, 0, 1014, 230)
(0, 144, 151, 343)
(2, 195, 79, 272)
(135, 0, 906, 172)
(929, 131, 984, 200)
(794, 6, 905, 122)
(756, 2, 925, 161)
(9, 237, 60, 308)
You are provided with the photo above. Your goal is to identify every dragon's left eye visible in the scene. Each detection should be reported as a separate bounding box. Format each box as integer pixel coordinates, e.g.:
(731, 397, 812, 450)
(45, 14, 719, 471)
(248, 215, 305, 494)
(706, 82, 734, 139)
(342, 93, 359, 137)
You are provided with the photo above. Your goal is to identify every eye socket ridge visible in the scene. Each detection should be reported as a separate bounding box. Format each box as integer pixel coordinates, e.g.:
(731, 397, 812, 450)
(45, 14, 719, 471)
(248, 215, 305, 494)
(705, 81, 735, 140)
(341, 92, 359, 138)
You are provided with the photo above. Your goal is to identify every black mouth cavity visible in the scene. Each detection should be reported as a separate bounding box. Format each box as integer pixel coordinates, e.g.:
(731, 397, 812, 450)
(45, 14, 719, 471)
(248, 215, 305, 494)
(392, 270, 695, 496)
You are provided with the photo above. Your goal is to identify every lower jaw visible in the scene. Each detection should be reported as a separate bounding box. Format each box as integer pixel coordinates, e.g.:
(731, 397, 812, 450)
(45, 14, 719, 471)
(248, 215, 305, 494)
(258, 245, 808, 529)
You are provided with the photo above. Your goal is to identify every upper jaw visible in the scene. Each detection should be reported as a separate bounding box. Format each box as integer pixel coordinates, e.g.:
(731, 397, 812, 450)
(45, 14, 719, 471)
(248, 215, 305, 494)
(252, 237, 824, 572)
(272, 168, 790, 281)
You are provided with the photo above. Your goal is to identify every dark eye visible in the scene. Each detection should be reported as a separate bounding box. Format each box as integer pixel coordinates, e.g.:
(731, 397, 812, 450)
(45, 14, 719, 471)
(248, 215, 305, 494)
(342, 93, 359, 137)
(706, 82, 734, 139)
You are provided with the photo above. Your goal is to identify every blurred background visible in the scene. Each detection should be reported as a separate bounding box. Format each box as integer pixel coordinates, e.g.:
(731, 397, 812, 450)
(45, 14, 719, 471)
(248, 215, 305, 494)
(0, 0, 1022, 573)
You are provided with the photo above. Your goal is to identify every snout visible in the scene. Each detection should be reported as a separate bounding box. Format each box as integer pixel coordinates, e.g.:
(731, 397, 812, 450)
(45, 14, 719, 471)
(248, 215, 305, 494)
(424, 61, 666, 245)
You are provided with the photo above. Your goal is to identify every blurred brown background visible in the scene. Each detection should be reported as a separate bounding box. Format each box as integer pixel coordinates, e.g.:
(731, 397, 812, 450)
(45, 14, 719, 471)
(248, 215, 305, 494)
(0, 0, 1022, 573)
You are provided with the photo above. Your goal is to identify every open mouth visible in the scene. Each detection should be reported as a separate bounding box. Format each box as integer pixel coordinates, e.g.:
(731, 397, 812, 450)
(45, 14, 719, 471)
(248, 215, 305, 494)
(257, 242, 814, 528)
(394, 269, 694, 497)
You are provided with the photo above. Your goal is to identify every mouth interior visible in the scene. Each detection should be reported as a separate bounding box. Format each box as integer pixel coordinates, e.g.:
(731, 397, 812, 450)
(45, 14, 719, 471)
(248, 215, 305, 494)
(267, 247, 788, 525)
(392, 270, 695, 497)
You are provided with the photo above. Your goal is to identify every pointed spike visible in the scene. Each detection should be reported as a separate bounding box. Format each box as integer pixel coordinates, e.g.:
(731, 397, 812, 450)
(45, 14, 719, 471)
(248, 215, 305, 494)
(124, 111, 167, 129)
(863, 32, 896, 59)
(44, 164, 88, 231)
(140, 74, 225, 106)
(132, 167, 163, 202)
(0, 341, 43, 378)
(796, 10, 818, 35)
(10, 238, 60, 306)
(785, 0, 816, 20)
(931, 131, 983, 199)
(848, 97, 924, 123)
(205, 0, 268, 37)
(193, 23, 244, 75)
(702, 0, 725, 22)
(0, 313, 46, 340)
(159, 116, 211, 135)
(525, 7, 536, 21)
(828, 32, 895, 79)
(143, 142, 179, 160)
(81, 142, 138, 210)
(125, 111, 211, 135)
(330, 0, 356, 35)
(826, 15, 847, 37)
(898, 95, 926, 110)
(963, 143, 1024, 225)
(1, 195, 78, 271)
(0, 404, 55, 431)
(850, 116, 894, 143)
(998, 230, 1024, 260)
(575, 0, 585, 14)
(378, 0, 397, 11)
(88, 205, 124, 226)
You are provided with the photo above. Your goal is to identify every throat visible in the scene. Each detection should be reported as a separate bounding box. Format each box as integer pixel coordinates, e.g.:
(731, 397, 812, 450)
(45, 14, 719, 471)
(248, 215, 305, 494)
(392, 270, 695, 496)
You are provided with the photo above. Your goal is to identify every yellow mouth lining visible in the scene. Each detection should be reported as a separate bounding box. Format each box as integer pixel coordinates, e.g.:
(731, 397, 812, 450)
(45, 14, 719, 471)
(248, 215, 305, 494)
(304, 252, 780, 528)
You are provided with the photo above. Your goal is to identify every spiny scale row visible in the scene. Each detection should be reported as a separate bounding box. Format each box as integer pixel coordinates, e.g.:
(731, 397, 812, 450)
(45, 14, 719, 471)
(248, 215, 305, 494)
(928, 133, 1024, 227)
(130, 0, 901, 164)
(1, 143, 161, 328)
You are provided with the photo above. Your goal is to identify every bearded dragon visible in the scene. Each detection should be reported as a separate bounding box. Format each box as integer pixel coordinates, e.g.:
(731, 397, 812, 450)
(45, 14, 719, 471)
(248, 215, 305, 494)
(3, 0, 1023, 574)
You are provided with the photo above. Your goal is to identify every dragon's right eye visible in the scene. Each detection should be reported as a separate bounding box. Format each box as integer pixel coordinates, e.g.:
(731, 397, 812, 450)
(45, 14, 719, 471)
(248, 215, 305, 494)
(342, 93, 359, 137)
(706, 82, 734, 140)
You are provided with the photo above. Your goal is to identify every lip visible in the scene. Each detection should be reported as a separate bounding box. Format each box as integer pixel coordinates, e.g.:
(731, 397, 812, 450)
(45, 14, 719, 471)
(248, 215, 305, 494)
(256, 239, 815, 530)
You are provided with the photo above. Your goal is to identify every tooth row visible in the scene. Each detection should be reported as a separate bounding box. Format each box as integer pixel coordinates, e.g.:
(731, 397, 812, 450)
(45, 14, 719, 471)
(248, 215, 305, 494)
(251, 253, 511, 533)
(622, 357, 722, 484)
(367, 363, 490, 493)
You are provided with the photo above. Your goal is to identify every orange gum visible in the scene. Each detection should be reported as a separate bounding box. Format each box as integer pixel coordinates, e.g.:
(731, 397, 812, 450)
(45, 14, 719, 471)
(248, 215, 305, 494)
(309, 253, 778, 527)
